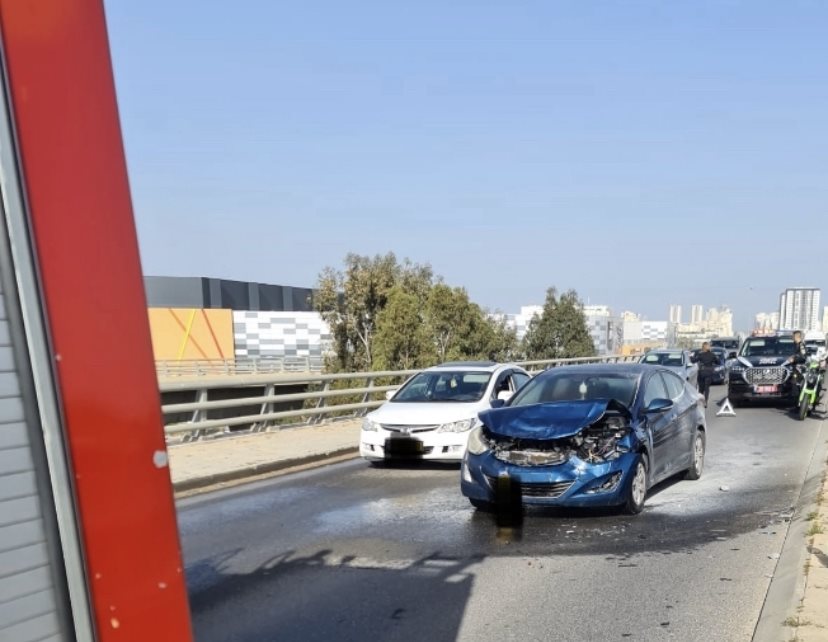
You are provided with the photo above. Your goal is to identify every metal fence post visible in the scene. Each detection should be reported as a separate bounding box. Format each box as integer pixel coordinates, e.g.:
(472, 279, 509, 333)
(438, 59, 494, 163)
(183, 388, 208, 442)
(360, 376, 375, 417)
(255, 383, 275, 432)
(309, 380, 331, 425)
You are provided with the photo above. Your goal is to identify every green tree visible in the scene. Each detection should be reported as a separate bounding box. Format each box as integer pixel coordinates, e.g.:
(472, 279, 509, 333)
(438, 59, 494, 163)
(460, 311, 519, 362)
(373, 286, 434, 370)
(315, 253, 433, 371)
(522, 288, 595, 360)
(423, 285, 519, 363)
(425, 284, 472, 362)
(522, 288, 560, 360)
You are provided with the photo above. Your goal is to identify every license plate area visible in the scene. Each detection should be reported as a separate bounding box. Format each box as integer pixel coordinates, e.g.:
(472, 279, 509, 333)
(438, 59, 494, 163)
(754, 385, 778, 394)
(384, 436, 424, 457)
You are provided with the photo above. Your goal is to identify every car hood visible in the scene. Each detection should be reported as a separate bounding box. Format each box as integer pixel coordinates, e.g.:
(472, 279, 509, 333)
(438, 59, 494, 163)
(479, 399, 630, 441)
(735, 355, 788, 367)
(369, 401, 484, 425)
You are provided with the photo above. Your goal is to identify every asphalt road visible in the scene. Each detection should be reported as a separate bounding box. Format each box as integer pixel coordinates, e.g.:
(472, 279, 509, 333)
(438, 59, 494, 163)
(178, 393, 827, 642)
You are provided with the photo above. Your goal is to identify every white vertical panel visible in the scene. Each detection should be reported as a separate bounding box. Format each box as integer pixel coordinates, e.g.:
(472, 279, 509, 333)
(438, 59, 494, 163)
(0, 278, 65, 639)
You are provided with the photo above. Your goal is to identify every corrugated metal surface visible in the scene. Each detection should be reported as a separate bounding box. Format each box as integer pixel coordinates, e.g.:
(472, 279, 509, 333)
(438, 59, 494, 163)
(0, 282, 64, 640)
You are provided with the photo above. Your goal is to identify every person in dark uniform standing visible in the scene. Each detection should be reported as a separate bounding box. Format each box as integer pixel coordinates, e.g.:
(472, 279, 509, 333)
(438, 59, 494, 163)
(785, 330, 808, 366)
(785, 330, 809, 399)
(692, 342, 721, 408)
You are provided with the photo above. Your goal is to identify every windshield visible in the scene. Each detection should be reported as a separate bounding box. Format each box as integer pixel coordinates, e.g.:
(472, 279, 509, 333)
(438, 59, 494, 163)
(509, 371, 639, 408)
(640, 352, 684, 367)
(740, 338, 795, 357)
(392, 370, 492, 403)
(711, 339, 739, 349)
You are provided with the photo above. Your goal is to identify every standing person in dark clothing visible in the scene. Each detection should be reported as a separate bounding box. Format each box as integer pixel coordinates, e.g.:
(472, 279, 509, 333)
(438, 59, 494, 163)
(692, 342, 721, 408)
(785, 330, 808, 366)
(785, 330, 809, 399)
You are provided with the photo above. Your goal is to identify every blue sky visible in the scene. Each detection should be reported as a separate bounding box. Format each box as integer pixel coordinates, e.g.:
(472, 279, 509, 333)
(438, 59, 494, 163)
(105, 0, 827, 331)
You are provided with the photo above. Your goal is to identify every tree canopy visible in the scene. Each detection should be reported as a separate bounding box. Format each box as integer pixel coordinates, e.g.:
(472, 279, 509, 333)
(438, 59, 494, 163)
(316, 254, 593, 371)
(315, 253, 518, 371)
(522, 288, 596, 360)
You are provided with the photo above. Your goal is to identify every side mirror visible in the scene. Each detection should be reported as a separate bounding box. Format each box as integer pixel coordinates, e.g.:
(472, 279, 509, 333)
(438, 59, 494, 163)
(385, 390, 396, 401)
(490, 398, 506, 409)
(496, 390, 512, 402)
(645, 398, 673, 414)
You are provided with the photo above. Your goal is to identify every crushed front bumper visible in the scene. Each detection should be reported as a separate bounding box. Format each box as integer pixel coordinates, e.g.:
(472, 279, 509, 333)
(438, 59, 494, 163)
(460, 450, 639, 508)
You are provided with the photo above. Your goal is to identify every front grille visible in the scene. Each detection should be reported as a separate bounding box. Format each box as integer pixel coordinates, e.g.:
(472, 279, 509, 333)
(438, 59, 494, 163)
(381, 424, 439, 433)
(485, 475, 574, 499)
(493, 449, 568, 467)
(744, 367, 787, 385)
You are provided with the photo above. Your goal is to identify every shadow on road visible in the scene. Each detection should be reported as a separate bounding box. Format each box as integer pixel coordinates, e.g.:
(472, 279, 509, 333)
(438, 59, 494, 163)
(188, 548, 481, 642)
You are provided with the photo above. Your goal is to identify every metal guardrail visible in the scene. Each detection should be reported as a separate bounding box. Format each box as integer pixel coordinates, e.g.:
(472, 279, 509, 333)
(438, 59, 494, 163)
(156, 356, 325, 377)
(161, 355, 639, 441)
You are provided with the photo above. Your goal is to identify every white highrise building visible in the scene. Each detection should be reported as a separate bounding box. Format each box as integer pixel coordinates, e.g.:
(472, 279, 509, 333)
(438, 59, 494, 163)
(822, 306, 828, 333)
(691, 304, 704, 325)
(755, 312, 777, 332)
(778, 287, 821, 331)
(669, 305, 682, 324)
(705, 306, 733, 337)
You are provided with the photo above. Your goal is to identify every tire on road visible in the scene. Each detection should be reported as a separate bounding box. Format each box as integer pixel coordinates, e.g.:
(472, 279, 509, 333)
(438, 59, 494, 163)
(799, 396, 809, 421)
(684, 429, 705, 480)
(622, 453, 649, 515)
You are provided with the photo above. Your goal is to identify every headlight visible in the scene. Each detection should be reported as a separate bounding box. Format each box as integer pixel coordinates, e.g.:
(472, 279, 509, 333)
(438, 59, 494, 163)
(466, 426, 491, 455)
(362, 418, 380, 432)
(437, 418, 476, 433)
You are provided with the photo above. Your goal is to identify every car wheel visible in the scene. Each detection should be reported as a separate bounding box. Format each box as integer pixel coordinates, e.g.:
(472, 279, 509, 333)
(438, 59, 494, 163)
(622, 454, 648, 515)
(469, 498, 494, 512)
(369, 460, 386, 468)
(684, 430, 705, 480)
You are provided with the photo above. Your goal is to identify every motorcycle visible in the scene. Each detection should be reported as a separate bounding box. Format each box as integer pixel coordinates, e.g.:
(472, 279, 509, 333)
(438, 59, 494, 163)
(797, 355, 825, 420)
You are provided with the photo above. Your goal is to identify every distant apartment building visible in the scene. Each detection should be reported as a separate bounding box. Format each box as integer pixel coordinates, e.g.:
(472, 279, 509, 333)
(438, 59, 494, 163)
(620, 317, 670, 355)
(691, 304, 704, 325)
(623, 319, 669, 344)
(778, 287, 821, 331)
(583, 305, 622, 355)
(823, 306, 828, 333)
(755, 312, 780, 333)
(704, 306, 734, 337)
(669, 305, 682, 324)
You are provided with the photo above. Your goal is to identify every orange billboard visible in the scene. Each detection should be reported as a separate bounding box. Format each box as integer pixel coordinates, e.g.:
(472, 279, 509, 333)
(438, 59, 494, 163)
(148, 307, 234, 361)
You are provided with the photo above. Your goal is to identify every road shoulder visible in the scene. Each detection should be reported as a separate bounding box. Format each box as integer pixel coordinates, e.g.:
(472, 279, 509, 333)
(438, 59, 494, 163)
(754, 416, 828, 642)
(168, 419, 362, 496)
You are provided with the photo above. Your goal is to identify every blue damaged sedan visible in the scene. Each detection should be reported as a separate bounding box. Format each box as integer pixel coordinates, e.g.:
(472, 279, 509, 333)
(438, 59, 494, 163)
(460, 364, 706, 514)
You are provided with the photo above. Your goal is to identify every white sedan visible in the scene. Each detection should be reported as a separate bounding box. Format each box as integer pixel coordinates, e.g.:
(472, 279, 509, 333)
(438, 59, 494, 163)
(360, 361, 530, 463)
